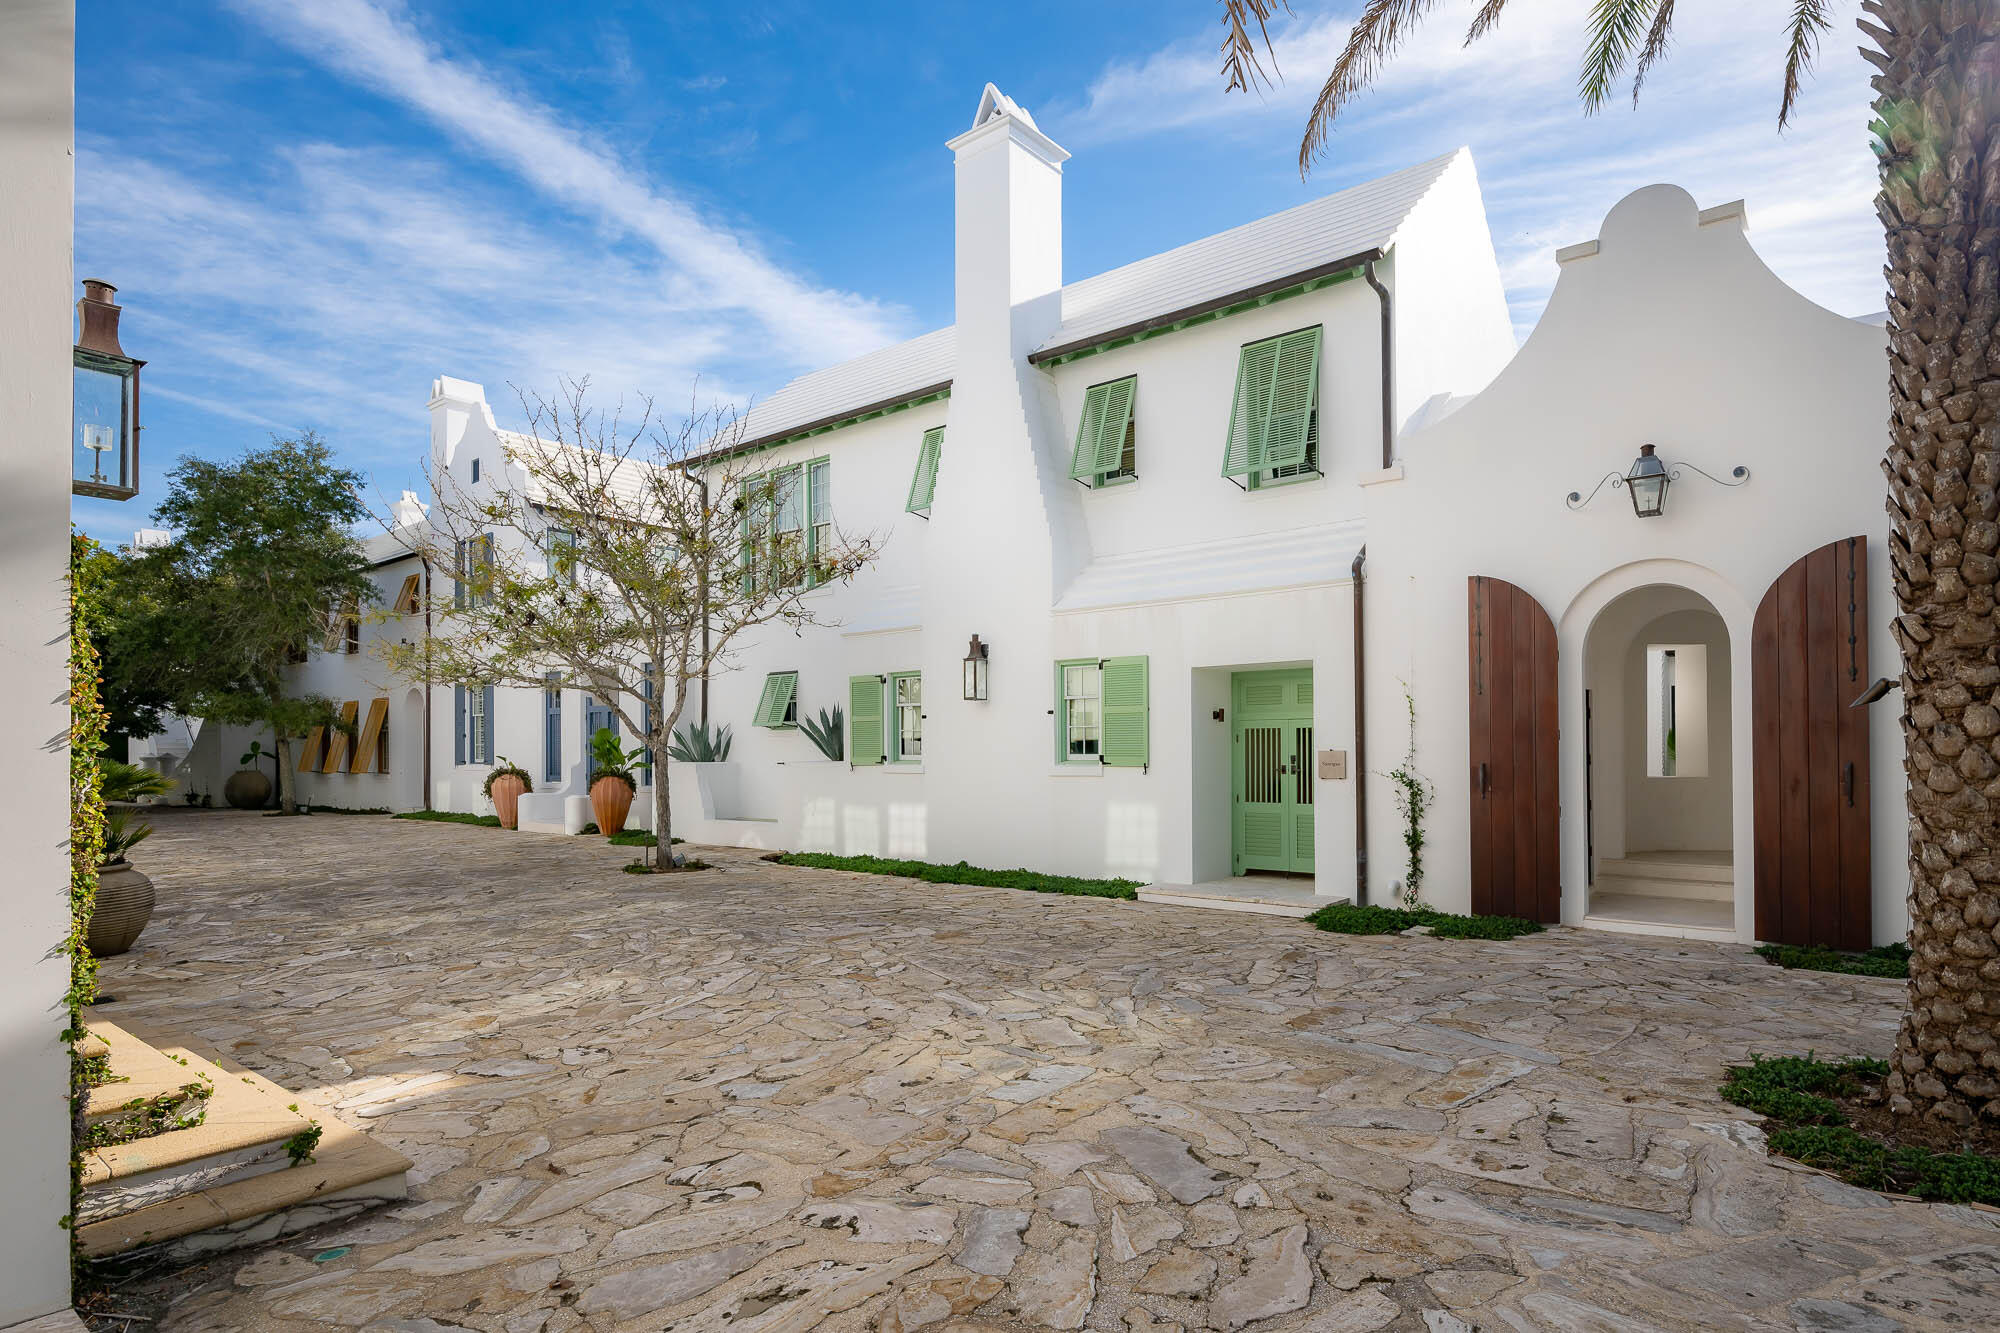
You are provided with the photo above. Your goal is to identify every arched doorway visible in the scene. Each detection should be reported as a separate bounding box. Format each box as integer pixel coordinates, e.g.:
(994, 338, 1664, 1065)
(1581, 584, 1734, 934)
(395, 686, 426, 812)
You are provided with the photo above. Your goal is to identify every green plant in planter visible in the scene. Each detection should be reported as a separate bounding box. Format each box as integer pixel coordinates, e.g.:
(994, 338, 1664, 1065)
(100, 759, 174, 804)
(481, 757, 535, 798)
(589, 726, 644, 792)
(668, 720, 733, 763)
(239, 740, 276, 779)
(101, 807, 154, 865)
(799, 704, 844, 761)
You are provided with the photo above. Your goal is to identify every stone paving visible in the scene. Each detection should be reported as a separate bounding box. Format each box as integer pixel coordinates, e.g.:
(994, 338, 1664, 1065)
(97, 809, 2000, 1332)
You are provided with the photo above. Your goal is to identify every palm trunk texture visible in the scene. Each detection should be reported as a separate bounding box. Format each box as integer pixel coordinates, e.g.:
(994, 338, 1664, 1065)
(1873, 0, 2000, 1124)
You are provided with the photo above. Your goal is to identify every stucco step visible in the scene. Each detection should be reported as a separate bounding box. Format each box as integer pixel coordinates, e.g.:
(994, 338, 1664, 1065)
(76, 1123, 409, 1262)
(1596, 852, 1733, 884)
(81, 1022, 212, 1128)
(78, 1023, 319, 1225)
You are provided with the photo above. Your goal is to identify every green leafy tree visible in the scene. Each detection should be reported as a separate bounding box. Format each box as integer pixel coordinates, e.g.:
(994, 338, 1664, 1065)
(1220, 0, 1999, 1125)
(117, 435, 375, 814)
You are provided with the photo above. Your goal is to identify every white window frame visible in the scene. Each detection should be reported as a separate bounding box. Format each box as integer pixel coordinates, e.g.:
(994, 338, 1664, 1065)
(889, 671, 922, 763)
(1058, 660, 1102, 763)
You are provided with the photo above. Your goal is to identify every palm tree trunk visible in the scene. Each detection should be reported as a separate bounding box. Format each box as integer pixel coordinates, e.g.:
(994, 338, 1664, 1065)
(1872, 0, 2000, 1125)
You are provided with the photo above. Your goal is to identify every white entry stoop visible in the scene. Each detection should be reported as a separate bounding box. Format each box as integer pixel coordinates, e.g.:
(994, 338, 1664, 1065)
(76, 1018, 410, 1263)
(1586, 851, 1736, 941)
(1138, 876, 1331, 918)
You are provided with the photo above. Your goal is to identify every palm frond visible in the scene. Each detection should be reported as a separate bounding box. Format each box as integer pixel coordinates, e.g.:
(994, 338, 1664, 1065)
(1219, 0, 1294, 95)
(1463, 0, 1512, 44)
(1300, 0, 1447, 176)
(1630, 0, 1676, 101)
(1578, 0, 1664, 113)
(1779, 0, 1831, 128)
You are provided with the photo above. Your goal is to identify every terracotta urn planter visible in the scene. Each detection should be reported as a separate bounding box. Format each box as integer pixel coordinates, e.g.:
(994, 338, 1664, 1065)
(89, 862, 155, 957)
(590, 775, 634, 836)
(488, 773, 527, 829)
(223, 768, 271, 810)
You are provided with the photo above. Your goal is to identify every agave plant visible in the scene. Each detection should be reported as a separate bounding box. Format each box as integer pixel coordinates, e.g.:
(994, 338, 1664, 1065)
(798, 704, 844, 762)
(667, 720, 733, 763)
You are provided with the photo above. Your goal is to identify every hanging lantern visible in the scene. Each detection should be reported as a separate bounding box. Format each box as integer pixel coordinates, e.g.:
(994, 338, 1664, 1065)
(962, 634, 989, 701)
(1624, 443, 1669, 519)
(73, 279, 143, 501)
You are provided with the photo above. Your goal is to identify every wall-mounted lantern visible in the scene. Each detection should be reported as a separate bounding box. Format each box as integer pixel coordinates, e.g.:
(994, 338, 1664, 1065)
(1566, 443, 1746, 519)
(73, 279, 143, 501)
(962, 634, 989, 701)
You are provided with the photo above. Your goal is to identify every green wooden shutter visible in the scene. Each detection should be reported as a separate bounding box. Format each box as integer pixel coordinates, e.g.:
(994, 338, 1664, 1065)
(1069, 377, 1136, 483)
(1221, 339, 1280, 478)
(849, 675, 884, 765)
(906, 427, 943, 516)
(1101, 656, 1149, 768)
(752, 672, 797, 728)
(1263, 327, 1321, 469)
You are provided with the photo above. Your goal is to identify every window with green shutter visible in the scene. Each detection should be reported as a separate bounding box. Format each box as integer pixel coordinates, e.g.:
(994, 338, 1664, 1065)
(906, 426, 944, 517)
(1055, 659, 1101, 763)
(849, 674, 885, 765)
(752, 671, 799, 728)
(1101, 656, 1149, 768)
(1068, 376, 1137, 487)
(1221, 326, 1322, 489)
(888, 671, 922, 762)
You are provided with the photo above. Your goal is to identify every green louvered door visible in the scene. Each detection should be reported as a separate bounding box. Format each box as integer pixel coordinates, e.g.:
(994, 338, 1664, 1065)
(1232, 669, 1315, 875)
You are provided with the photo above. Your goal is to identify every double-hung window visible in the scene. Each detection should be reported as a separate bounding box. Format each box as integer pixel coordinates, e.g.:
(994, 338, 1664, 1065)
(545, 525, 578, 582)
(889, 671, 922, 762)
(455, 533, 495, 607)
(742, 459, 832, 591)
(1068, 376, 1137, 487)
(1058, 660, 1101, 761)
(1221, 326, 1323, 489)
(1055, 656, 1150, 768)
(457, 684, 493, 766)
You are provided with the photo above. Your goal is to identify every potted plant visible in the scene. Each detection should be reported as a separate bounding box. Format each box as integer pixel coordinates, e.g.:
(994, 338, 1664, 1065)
(587, 727, 642, 837)
(226, 740, 277, 809)
(483, 757, 533, 830)
(91, 761, 173, 957)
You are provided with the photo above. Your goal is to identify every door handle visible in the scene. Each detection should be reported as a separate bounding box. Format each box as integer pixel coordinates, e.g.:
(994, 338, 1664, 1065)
(1843, 762, 1855, 807)
(1475, 762, 1490, 797)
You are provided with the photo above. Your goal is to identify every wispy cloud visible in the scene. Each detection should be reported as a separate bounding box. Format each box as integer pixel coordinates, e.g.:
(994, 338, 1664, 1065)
(1047, 2, 1883, 333)
(220, 0, 905, 368)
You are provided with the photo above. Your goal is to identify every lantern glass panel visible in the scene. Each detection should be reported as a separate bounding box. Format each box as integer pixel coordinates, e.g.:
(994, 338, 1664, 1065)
(74, 360, 132, 493)
(1628, 474, 1667, 517)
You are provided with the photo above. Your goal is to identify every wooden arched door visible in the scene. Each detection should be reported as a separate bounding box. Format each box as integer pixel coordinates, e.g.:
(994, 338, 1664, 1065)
(1751, 537, 1871, 948)
(1468, 576, 1560, 922)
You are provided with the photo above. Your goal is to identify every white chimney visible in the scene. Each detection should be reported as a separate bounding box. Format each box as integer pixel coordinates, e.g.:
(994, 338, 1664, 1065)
(946, 83, 1068, 363)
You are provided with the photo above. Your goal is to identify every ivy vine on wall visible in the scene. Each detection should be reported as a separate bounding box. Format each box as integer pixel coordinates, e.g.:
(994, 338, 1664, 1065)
(1385, 682, 1434, 912)
(66, 533, 108, 1269)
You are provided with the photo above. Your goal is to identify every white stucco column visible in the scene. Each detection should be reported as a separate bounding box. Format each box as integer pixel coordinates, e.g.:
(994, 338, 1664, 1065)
(0, 0, 80, 1323)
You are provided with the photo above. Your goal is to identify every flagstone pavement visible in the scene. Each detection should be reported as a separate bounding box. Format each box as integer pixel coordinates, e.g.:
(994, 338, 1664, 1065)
(94, 809, 1999, 1332)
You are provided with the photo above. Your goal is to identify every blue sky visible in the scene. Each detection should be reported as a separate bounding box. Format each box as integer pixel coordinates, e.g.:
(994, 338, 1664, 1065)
(73, 1, 1883, 544)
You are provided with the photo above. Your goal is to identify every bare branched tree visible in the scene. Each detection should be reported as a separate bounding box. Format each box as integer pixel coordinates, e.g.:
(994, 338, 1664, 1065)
(380, 379, 878, 868)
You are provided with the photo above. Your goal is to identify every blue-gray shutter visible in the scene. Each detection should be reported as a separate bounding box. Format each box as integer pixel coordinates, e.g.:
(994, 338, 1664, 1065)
(544, 674, 562, 784)
(640, 667, 655, 783)
(454, 685, 466, 765)
(481, 686, 495, 765)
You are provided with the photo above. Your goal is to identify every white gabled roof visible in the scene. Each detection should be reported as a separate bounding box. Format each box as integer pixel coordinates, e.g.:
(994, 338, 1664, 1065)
(499, 430, 667, 513)
(727, 150, 1465, 454)
(1054, 518, 1365, 614)
(731, 327, 955, 453)
(1038, 149, 1462, 358)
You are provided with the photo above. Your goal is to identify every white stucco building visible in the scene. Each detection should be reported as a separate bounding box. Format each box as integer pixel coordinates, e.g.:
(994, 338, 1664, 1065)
(180, 86, 1904, 951)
